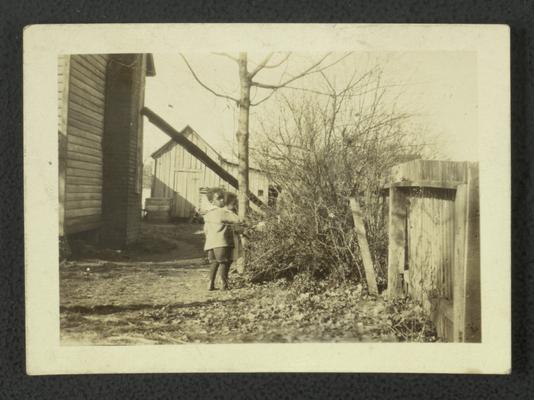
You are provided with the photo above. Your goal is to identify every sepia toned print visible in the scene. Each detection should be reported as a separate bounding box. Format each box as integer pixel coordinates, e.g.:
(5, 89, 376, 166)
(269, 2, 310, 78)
(25, 24, 509, 374)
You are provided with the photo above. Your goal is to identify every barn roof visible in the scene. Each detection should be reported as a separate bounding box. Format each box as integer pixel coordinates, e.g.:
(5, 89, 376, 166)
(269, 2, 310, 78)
(150, 125, 264, 173)
(151, 125, 217, 159)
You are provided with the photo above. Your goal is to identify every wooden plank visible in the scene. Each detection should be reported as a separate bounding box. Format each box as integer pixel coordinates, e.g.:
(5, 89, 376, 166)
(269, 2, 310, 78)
(65, 184, 101, 194)
(387, 160, 469, 188)
(58, 55, 70, 237)
(387, 187, 407, 299)
(69, 134, 102, 154)
(66, 175, 102, 186)
(65, 219, 103, 234)
(65, 199, 101, 210)
(464, 163, 481, 342)
(69, 74, 106, 102)
(142, 107, 266, 211)
(69, 64, 106, 93)
(92, 54, 109, 68)
(67, 150, 103, 165)
(70, 57, 107, 83)
(350, 196, 378, 295)
(68, 101, 105, 124)
(69, 84, 105, 107)
(78, 55, 108, 78)
(385, 180, 463, 190)
(65, 207, 101, 218)
(68, 90, 106, 115)
(72, 55, 107, 79)
(453, 183, 468, 342)
(67, 142, 101, 158)
(67, 159, 102, 172)
(70, 65, 106, 93)
(66, 192, 102, 201)
(68, 109, 104, 132)
(68, 122, 103, 141)
(58, 55, 70, 135)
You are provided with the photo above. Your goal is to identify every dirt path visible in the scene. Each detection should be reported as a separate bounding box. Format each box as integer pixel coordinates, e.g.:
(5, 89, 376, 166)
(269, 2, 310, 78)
(60, 258, 401, 345)
(60, 222, 406, 345)
(61, 259, 235, 344)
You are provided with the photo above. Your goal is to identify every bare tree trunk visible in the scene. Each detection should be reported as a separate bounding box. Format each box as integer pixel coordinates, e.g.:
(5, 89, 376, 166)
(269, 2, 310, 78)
(237, 53, 251, 219)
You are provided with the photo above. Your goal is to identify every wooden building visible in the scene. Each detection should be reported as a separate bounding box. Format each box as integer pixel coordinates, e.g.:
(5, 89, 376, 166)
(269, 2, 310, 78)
(58, 53, 156, 248)
(385, 160, 480, 342)
(150, 126, 270, 219)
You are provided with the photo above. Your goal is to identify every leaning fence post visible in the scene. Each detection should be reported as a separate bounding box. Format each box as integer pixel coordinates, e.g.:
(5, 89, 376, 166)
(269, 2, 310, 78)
(349, 196, 378, 295)
(387, 187, 407, 299)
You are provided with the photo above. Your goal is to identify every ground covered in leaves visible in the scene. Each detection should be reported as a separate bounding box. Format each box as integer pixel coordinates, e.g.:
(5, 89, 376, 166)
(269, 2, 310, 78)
(60, 260, 436, 345)
(60, 222, 437, 345)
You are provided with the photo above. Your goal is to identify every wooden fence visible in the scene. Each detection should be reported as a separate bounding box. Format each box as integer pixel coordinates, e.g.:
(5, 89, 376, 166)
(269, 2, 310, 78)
(385, 160, 480, 342)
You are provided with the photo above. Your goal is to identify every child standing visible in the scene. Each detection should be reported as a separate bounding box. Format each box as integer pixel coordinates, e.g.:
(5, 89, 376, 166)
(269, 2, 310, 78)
(203, 189, 240, 291)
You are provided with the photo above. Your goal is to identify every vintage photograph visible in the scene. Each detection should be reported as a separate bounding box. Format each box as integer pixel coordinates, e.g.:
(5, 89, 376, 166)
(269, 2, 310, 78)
(57, 50, 480, 345)
(24, 24, 510, 374)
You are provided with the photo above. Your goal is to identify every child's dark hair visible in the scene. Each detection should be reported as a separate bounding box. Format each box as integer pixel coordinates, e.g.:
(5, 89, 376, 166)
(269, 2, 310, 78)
(224, 191, 238, 206)
(207, 188, 224, 202)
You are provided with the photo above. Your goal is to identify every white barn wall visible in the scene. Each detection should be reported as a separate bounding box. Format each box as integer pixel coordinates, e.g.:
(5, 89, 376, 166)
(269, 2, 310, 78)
(151, 129, 269, 218)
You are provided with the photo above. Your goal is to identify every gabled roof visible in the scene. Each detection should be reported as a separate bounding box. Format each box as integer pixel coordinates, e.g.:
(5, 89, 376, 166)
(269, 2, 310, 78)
(150, 124, 265, 173)
(151, 125, 219, 160)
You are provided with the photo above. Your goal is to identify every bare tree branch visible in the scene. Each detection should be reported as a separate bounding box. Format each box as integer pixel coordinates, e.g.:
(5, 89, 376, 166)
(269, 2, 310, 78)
(277, 85, 332, 96)
(250, 53, 333, 90)
(249, 53, 355, 107)
(249, 53, 292, 79)
(250, 90, 278, 107)
(212, 52, 240, 63)
(263, 53, 292, 69)
(180, 54, 239, 104)
(248, 53, 274, 78)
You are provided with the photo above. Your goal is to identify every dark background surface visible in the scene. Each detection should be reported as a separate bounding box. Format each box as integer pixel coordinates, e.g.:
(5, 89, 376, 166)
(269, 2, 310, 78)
(1, 0, 532, 398)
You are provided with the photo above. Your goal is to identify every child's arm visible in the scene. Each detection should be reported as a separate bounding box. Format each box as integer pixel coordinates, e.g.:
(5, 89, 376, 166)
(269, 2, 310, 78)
(219, 209, 241, 224)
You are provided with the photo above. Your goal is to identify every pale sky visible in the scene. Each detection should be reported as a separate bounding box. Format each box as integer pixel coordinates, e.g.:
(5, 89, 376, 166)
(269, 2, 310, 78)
(143, 51, 478, 164)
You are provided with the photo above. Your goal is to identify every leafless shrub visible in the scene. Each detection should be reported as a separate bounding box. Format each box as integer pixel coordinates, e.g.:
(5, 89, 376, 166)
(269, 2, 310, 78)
(245, 65, 432, 288)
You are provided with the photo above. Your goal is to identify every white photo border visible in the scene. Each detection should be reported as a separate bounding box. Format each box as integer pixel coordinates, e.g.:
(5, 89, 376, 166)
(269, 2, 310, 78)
(24, 23, 510, 374)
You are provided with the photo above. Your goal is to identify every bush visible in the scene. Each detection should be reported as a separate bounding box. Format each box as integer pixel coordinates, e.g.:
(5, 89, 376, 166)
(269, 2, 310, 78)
(245, 81, 428, 289)
(246, 204, 369, 285)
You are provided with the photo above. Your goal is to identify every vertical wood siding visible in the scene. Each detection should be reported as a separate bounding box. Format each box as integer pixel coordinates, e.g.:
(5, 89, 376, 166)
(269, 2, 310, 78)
(151, 131, 270, 218)
(63, 54, 110, 233)
(386, 160, 480, 342)
(58, 55, 70, 236)
(405, 188, 455, 307)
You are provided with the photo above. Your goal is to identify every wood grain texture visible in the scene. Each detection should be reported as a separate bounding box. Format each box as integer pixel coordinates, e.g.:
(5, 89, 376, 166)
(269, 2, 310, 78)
(350, 196, 378, 295)
(386, 160, 480, 342)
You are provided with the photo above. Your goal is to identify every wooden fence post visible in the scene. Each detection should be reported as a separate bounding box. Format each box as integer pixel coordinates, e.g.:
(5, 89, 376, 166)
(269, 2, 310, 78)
(453, 183, 467, 342)
(349, 196, 378, 295)
(464, 163, 481, 342)
(387, 187, 407, 299)
(453, 163, 481, 342)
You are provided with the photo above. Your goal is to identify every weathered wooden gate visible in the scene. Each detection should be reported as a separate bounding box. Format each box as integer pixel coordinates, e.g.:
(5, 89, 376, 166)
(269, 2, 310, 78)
(385, 160, 480, 342)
